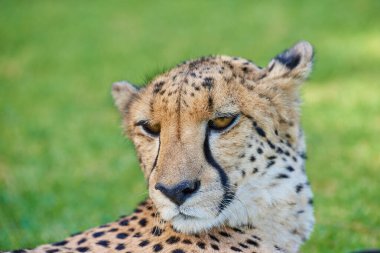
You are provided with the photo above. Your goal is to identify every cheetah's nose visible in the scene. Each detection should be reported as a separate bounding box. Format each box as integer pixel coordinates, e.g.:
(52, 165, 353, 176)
(155, 180, 200, 206)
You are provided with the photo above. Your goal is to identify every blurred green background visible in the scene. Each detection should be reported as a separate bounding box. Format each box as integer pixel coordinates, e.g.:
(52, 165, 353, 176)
(1, 0, 379, 251)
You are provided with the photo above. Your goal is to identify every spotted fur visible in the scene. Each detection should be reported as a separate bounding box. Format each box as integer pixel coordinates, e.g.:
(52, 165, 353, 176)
(4, 41, 315, 253)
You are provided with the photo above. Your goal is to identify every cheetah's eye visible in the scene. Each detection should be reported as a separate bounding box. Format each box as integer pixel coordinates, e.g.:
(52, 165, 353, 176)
(139, 121, 161, 136)
(208, 115, 239, 131)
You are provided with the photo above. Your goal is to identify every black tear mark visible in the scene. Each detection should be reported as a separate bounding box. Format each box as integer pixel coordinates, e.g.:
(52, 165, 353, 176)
(204, 128, 235, 213)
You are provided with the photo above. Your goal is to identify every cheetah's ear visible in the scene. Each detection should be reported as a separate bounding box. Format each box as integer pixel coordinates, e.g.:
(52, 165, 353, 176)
(265, 41, 314, 83)
(112, 81, 139, 114)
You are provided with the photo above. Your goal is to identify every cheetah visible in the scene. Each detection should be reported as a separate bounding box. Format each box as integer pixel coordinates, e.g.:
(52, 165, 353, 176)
(4, 41, 315, 253)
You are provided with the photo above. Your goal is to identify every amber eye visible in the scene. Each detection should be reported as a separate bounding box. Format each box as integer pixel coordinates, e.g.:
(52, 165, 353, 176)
(208, 115, 238, 131)
(139, 121, 161, 136)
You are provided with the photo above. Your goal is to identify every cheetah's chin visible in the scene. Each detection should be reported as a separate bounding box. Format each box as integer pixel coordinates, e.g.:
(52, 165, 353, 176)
(170, 212, 226, 234)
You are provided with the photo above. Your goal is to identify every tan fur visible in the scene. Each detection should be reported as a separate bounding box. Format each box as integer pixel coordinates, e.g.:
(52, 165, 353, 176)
(5, 41, 314, 253)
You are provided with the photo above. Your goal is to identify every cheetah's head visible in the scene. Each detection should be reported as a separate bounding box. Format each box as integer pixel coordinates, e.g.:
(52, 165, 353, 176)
(112, 42, 314, 234)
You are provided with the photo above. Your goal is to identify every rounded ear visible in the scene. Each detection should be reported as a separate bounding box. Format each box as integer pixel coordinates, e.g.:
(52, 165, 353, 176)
(266, 41, 314, 82)
(111, 81, 139, 114)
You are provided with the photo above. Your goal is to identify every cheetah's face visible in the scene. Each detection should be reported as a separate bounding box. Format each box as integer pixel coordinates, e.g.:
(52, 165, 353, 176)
(112, 42, 314, 234)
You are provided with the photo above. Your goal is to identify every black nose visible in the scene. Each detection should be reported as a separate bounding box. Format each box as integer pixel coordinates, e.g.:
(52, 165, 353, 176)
(155, 180, 200, 206)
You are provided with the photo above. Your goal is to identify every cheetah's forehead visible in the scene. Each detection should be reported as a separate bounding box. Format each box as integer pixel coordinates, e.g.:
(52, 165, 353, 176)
(142, 55, 263, 121)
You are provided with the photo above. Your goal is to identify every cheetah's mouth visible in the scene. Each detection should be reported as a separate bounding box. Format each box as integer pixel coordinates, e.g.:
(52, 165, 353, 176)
(177, 212, 198, 220)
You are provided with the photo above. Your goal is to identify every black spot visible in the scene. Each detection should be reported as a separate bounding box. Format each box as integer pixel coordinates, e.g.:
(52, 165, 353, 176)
(138, 218, 147, 227)
(196, 242, 206, 249)
(241, 67, 249, 73)
(276, 147, 284, 154)
(267, 155, 277, 160)
(211, 244, 220, 250)
(238, 243, 248, 248)
(230, 246, 243, 252)
(275, 245, 284, 251)
(96, 240, 109, 248)
(232, 227, 245, 234)
(134, 208, 143, 213)
(268, 62, 275, 72)
(46, 250, 59, 253)
(267, 140, 276, 149)
(153, 81, 165, 94)
(151, 226, 163, 236)
(252, 167, 258, 174)
(182, 239, 192, 244)
(246, 239, 259, 247)
(202, 77, 214, 89)
(133, 232, 142, 237)
(286, 166, 295, 172)
(52, 240, 68, 246)
(116, 232, 128, 239)
(139, 240, 150, 247)
(241, 170, 246, 177)
(308, 198, 314, 205)
(108, 228, 118, 232)
(275, 51, 301, 70)
(219, 231, 231, 237)
(208, 97, 213, 108)
(77, 238, 87, 245)
(115, 244, 125, 251)
(276, 173, 289, 179)
(257, 148, 263, 154)
(166, 236, 181, 244)
(255, 126, 266, 137)
(92, 231, 105, 238)
(250, 156, 256, 162)
(209, 234, 219, 242)
(76, 247, 89, 252)
(153, 243, 163, 252)
(300, 152, 308, 159)
(266, 161, 275, 168)
(296, 184, 303, 193)
(11, 250, 27, 253)
(252, 235, 262, 241)
(119, 219, 129, 226)
(172, 250, 185, 253)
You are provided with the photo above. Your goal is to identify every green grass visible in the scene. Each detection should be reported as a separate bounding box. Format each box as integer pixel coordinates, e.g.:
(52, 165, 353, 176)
(1, 0, 379, 251)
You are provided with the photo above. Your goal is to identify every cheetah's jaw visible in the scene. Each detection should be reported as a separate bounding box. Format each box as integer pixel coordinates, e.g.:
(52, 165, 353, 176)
(156, 202, 227, 234)
(171, 211, 226, 234)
